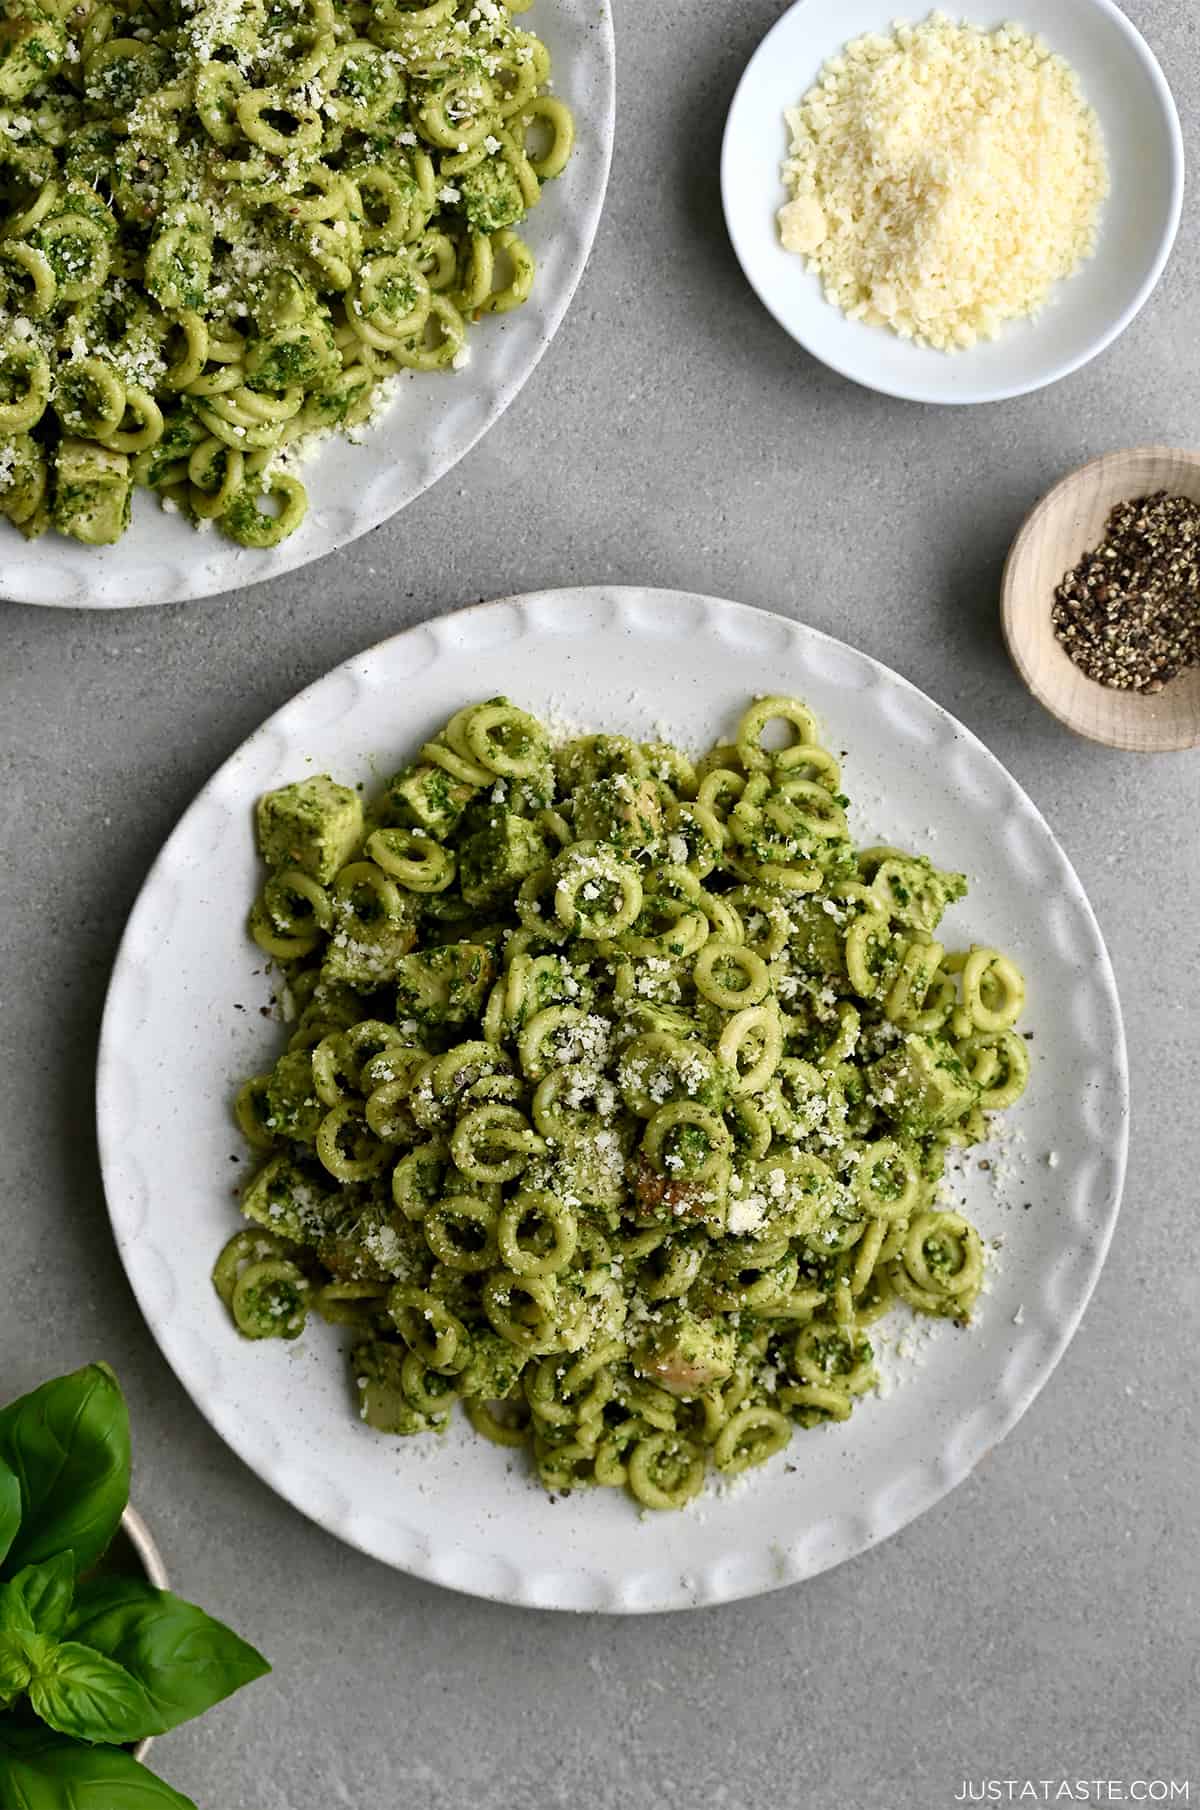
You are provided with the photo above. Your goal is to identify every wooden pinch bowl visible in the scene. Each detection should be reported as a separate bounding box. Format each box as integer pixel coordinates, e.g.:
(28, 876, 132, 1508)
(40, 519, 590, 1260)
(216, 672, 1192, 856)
(1002, 447, 1200, 752)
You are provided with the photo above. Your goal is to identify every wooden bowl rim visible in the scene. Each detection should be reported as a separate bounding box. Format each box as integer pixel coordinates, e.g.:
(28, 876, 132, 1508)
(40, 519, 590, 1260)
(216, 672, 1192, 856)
(1001, 445, 1200, 753)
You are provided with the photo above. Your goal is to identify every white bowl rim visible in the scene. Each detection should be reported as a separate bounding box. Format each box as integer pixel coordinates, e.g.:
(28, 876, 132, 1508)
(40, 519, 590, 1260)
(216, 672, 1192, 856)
(720, 0, 1187, 406)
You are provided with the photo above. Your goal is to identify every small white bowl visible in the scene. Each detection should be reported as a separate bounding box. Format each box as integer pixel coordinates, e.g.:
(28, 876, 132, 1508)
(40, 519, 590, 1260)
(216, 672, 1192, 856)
(721, 0, 1184, 406)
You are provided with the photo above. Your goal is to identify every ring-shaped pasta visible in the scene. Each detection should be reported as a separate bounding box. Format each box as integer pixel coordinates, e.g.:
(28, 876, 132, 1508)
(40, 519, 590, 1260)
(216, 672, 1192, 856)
(351, 253, 431, 344)
(393, 292, 466, 371)
(712, 1405, 791, 1475)
(5, 175, 60, 241)
(641, 1101, 731, 1183)
(768, 1058, 840, 1142)
(482, 1270, 562, 1354)
(663, 802, 725, 880)
(351, 164, 421, 246)
(615, 1033, 722, 1119)
(212, 1226, 295, 1309)
(959, 1029, 1030, 1109)
(735, 695, 820, 770)
(791, 1322, 875, 1395)
(363, 1079, 422, 1144)
(415, 72, 496, 148)
(195, 61, 246, 145)
(236, 88, 324, 156)
(367, 827, 456, 892)
(479, 228, 534, 314)
(779, 1383, 853, 1424)
(449, 1103, 542, 1183)
(322, 39, 401, 127)
(99, 385, 163, 455)
(851, 1138, 921, 1221)
(315, 1102, 390, 1181)
(388, 1284, 471, 1372)
(1, 242, 57, 316)
(774, 742, 842, 786)
(188, 441, 245, 518)
(771, 777, 849, 843)
(816, 999, 860, 1070)
(530, 1066, 610, 1146)
(893, 1211, 984, 1318)
(495, 36, 545, 117)
(248, 872, 325, 959)
(626, 1433, 705, 1511)
(233, 1075, 277, 1150)
(884, 937, 949, 1029)
(465, 1395, 531, 1448)
(35, 212, 112, 304)
(728, 1094, 774, 1161)
(424, 714, 494, 784)
(390, 1141, 447, 1222)
(461, 701, 548, 777)
(638, 1237, 705, 1303)
(231, 1257, 310, 1339)
(159, 313, 209, 394)
(496, 1189, 578, 1278)
(696, 765, 746, 818)
(400, 1350, 460, 1416)
(962, 946, 1026, 1032)
(263, 865, 332, 938)
(717, 1005, 784, 1095)
(54, 353, 124, 437)
(844, 912, 892, 998)
(693, 936, 771, 1010)
(222, 473, 309, 548)
(521, 94, 574, 179)
(552, 843, 643, 940)
(534, 1439, 595, 1493)
(423, 1194, 498, 1272)
(619, 895, 708, 962)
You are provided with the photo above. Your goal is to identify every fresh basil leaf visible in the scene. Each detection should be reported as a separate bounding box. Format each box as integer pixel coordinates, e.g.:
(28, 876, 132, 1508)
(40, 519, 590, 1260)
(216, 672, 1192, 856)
(68, 1578, 270, 1732)
(0, 1555, 75, 1639)
(0, 1726, 197, 1809)
(0, 1630, 32, 1701)
(27, 1641, 166, 1745)
(0, 1457, 20, 1568)
(0, 1580, 36, 1634)
(0, 1366, 130, 1577)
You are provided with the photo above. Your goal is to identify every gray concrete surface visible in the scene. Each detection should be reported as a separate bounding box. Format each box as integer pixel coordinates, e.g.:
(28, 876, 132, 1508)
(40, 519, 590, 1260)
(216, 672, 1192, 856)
(3, 1, 1198, 1805)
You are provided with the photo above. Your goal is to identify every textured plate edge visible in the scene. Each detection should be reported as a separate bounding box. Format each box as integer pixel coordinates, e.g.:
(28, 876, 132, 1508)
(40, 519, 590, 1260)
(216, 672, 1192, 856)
(2, 7, 616, 611)
(96, 587, 1131, 1612)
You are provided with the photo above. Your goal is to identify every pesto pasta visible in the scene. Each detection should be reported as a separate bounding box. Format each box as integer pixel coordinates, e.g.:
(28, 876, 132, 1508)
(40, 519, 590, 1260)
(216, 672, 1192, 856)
(215, 696, 1031, 1511)
(0, 0, 572, 546)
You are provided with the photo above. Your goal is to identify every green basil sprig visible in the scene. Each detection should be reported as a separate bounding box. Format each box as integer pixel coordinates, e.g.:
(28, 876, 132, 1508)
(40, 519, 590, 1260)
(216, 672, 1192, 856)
(0, 1365, 130, 1577)
(0, 1727, 197, 1808)
(0, 1460, 20, 1568)
(0, 1552, 76, 1640)
(69, 1577, 269, 1732)
(0, 1366, 270, 1808)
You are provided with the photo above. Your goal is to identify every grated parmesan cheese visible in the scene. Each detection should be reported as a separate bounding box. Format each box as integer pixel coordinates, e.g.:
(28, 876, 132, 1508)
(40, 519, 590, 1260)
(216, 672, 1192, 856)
(777, 12, 1109, 351)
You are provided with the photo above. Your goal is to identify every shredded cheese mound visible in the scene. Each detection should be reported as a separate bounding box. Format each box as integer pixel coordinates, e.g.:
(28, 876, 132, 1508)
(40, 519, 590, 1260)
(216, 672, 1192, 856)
(777, 12, 1109, 351)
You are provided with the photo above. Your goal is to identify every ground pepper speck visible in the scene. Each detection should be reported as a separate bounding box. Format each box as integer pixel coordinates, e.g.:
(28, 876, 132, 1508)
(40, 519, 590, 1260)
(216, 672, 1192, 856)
(1051, 491, 1200, 694)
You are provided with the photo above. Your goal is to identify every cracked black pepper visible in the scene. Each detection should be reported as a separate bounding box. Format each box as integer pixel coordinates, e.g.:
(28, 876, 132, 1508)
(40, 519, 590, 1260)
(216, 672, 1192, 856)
(1051, 492, 1200, 694)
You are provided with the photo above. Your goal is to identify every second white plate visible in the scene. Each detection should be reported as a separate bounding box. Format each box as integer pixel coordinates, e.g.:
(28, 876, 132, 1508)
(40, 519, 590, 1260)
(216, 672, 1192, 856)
(97, 588, 1128, 1610)
(3, 1, 614, 610)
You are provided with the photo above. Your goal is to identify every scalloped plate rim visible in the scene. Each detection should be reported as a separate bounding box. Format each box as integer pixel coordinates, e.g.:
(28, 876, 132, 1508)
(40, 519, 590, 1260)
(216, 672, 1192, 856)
(96, 588, 1130, 1611)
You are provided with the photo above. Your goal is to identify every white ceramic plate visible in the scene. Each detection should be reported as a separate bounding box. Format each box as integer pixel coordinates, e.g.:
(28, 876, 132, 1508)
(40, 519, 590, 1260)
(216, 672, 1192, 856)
(97, 588, 1128, 1612)
(1, 4, 614, 611)
(721, 0, 1184, 405)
